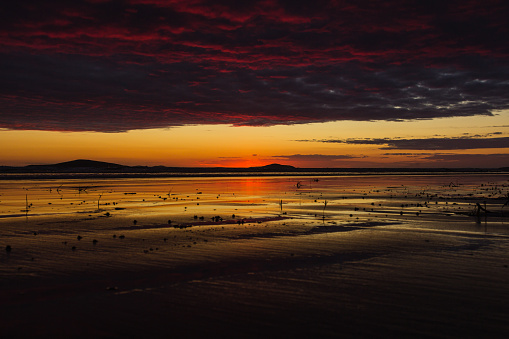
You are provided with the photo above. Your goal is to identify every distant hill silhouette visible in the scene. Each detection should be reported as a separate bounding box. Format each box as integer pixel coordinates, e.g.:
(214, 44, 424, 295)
(26, 160, 295, 171)
(26, 159, 125, 170)
(51, 159, 125, 168)
(250, 163, 296, 171)
(1, 159, 506, 179)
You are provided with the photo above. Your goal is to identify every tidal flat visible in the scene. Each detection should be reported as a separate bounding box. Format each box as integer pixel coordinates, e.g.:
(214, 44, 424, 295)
(1, 174, 509, 338)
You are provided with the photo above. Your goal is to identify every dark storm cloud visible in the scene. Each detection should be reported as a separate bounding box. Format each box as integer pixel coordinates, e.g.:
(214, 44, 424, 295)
(307, 136, 509, 150)
(0, 0, 508, 131)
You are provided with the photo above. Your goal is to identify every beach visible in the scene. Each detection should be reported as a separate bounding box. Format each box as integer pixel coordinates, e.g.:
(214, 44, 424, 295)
(1, 174, 509, 338)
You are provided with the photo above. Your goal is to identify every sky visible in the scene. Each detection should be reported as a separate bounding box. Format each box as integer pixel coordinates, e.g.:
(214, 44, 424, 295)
(1, 0, 508, 168)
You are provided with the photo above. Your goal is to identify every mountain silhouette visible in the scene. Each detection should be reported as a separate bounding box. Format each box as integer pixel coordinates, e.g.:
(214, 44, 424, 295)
(250, 163, 296, 171)
(28, 159, 125, 169)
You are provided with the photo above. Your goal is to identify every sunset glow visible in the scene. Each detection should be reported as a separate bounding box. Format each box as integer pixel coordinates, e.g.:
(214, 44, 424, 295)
(1, 110, 508, 167)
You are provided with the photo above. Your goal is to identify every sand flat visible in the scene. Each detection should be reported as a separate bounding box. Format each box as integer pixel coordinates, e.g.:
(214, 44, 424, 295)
(1, 174, 508, 337)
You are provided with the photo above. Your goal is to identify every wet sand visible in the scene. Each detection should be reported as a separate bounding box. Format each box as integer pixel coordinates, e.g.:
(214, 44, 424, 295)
(1, 174, 509, 338)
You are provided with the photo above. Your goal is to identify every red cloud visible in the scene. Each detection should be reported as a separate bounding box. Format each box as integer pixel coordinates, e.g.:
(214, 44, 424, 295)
(0, 0, 508, 131)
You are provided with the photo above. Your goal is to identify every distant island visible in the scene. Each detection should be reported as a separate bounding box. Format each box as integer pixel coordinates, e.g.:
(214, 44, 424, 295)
(28, 159, 126, 170)
(0, 159, 507, 179)
(17, 159, 298, 172)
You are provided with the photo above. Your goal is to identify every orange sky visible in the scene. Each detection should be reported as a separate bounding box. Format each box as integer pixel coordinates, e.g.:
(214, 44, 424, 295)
(1, 110, 508, 168)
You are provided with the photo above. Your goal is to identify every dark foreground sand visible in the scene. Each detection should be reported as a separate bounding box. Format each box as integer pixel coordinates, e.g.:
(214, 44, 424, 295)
(1, 175, 508, 338)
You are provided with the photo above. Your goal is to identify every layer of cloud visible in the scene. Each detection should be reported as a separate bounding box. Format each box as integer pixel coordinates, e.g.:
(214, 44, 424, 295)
(270, 152, 509, 168)
(0, 0, 508, 131)
(272, 154, 366, 162)
(305, 136, 509, 150)
(422, 153, 509, 167)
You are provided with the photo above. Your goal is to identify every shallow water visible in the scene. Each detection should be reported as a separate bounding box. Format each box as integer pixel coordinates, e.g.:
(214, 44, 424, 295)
(1, 174, 508, 278)
(1, 174, 508, 337)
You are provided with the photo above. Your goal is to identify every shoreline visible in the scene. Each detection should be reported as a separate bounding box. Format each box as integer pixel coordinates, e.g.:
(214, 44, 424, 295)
(0, 171, 509, 182)
(1, 167, 508, 180)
